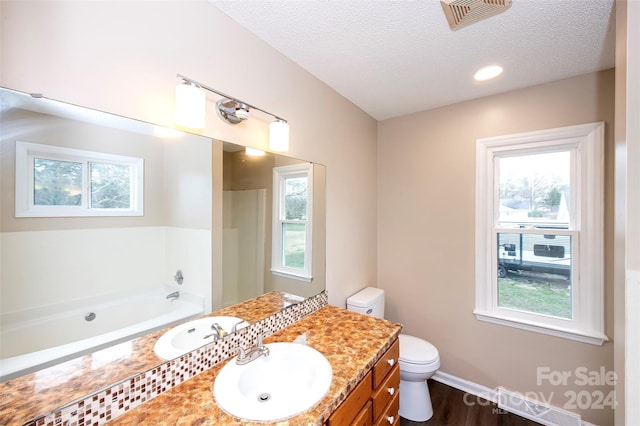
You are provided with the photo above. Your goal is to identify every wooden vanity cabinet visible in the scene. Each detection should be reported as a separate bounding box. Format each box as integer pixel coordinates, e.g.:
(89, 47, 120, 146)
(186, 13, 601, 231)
(373, 363, 400, 425)
(328, 371, 373, 425)
(372, 338, 400, 426)
(327, 338, 400, 426)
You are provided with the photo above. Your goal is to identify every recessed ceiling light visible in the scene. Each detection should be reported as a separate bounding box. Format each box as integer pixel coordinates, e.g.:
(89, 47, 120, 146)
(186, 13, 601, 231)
(474, 65, 503, 81)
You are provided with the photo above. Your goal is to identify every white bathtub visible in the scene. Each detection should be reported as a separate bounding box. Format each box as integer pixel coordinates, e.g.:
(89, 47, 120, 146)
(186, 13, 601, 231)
(0, 289, 204, 382)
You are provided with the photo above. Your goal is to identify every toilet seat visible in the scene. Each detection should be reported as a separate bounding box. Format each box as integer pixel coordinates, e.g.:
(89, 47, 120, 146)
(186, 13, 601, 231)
(398, 334, 439, 366)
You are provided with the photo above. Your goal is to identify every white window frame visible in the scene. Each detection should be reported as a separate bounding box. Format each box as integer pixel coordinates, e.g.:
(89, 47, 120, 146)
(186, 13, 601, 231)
(271, 163, 313, 282)
(475, 122, 607, 345)
(15, 141, 144, 217)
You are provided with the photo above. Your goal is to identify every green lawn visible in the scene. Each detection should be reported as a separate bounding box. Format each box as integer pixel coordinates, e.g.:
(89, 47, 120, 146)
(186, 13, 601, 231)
(498, 274, 572, 319)
(284, 223, 306, 268)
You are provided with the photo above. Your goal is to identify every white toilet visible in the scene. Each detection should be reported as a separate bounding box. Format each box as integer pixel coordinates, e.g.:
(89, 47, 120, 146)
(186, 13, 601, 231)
(346, 287, 440, 422)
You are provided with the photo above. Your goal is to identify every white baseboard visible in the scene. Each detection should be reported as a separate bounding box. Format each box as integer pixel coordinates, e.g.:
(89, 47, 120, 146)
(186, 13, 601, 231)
(431, 371, 595, 426)
(497, 387, 581, 426)
(432, 371, 498, 403)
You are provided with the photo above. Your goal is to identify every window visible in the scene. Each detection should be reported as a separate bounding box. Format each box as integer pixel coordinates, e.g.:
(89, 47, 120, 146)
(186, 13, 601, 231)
(15, 141, 143, 217)
(475, 122, 607, 345)
(271, 163, 313, 282)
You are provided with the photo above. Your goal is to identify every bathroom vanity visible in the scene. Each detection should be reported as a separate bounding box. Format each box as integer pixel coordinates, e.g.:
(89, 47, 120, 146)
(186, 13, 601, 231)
(327, 339, 400, 425)
(108, 305, 401, 425)
(0, 292, 401, 425)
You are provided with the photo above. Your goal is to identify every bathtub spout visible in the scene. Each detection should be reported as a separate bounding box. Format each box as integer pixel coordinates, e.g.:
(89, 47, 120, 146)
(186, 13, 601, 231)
(166, 291, 180, 301)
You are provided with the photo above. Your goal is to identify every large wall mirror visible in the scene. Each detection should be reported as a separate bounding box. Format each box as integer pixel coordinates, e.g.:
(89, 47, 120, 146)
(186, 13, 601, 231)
(0, 87, 326, 384)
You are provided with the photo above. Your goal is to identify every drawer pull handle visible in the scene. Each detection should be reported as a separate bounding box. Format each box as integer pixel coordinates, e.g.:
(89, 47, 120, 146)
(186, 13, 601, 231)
(387, 415, 395, 424)
(387, 358, 395, 367)
(387, 387, 395, 396)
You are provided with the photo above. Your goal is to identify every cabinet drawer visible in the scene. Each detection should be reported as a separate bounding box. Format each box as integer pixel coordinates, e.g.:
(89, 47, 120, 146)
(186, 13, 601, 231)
(372, 364, 400, 421)
(327, 371, 372, 426)
(374, 393, 400, 426)
(373, 338, 399, 389)
(352, 401, 373, 426)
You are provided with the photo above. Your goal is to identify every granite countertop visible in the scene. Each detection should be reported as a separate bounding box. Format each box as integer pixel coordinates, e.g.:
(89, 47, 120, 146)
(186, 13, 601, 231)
(109, 305, 402, 425)
(0, 292, 304, 425)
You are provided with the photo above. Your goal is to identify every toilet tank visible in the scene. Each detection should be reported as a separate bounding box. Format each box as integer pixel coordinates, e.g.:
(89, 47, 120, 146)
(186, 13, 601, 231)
(346, 287, 385, 318)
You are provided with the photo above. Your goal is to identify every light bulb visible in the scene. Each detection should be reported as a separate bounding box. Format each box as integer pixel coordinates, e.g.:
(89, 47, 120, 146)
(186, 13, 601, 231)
(175, 82, 206, 128)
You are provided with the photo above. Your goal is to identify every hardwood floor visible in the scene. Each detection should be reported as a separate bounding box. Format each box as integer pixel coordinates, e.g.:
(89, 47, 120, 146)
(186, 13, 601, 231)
(400, 380, 542, 426)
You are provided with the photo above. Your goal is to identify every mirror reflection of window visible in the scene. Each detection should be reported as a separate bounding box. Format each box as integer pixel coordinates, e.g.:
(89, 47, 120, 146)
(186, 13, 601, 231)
(272, 163, 313, 281)
(33, 157, 83, 206)
(283, 174, 308, 268)
(90, 162, 132, 208)
(16, 141, 143, 217)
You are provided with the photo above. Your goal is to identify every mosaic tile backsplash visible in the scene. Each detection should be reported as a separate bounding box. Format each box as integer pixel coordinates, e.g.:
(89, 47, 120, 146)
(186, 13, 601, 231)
(25, 291, 328, 426)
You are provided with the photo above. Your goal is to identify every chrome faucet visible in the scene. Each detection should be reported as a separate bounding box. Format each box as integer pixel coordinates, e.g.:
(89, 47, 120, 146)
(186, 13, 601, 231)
(236, 335, 270, 365)
(166, 291, 180, 301)
(203, 323, 227, 341)
(230, 320, 245, 333)
(203, 321, 243, 341)
(211, 322, 227, 339)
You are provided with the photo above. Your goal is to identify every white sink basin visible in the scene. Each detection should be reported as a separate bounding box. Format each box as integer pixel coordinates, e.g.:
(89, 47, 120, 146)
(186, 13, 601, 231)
(153, 316, 249, 360)
(213, 342, 332, 422)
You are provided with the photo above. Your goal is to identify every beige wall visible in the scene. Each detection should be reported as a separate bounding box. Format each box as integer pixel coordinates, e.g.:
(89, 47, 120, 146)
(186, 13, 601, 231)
(613, 1, 627, 423)
(0, 0, 379, 307)
(378, 69, 615, 424)
(163, 133, 212, 230)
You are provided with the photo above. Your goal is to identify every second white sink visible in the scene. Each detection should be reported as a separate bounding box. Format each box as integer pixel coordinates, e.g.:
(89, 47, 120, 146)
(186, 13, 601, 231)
(154, 316, 249, 360)
(213, 342, 332, 422)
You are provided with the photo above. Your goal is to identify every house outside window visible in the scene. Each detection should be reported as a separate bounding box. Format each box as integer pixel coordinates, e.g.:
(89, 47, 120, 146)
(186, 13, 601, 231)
(474, 122, 607, 345)
(271, 163, 313, 282)
(15, 141, 143, 217)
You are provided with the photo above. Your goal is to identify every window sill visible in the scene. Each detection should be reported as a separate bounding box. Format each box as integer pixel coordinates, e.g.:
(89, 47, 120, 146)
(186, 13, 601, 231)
(270, 269, 313, 283)
(473, 311, 609, 346)
(15, 208, 143, 218)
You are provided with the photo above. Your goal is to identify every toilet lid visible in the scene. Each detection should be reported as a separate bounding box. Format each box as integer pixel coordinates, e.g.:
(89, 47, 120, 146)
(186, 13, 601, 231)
(398, 334, 439, 365)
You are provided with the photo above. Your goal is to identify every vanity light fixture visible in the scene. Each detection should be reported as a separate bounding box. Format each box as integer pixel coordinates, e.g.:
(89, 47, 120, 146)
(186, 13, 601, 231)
(175, 81, 206, 129)
(175, 74, 290, 152)
(474, 65, 504, 81)
(269, 119, 289, 152)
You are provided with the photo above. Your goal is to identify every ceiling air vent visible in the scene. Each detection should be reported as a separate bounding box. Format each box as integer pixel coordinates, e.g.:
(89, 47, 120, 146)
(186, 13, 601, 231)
(440, 0, 512, 30)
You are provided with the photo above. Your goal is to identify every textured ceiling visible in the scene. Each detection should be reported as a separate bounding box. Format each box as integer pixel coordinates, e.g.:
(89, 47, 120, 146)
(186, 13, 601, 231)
(210, 0, 616, 121)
